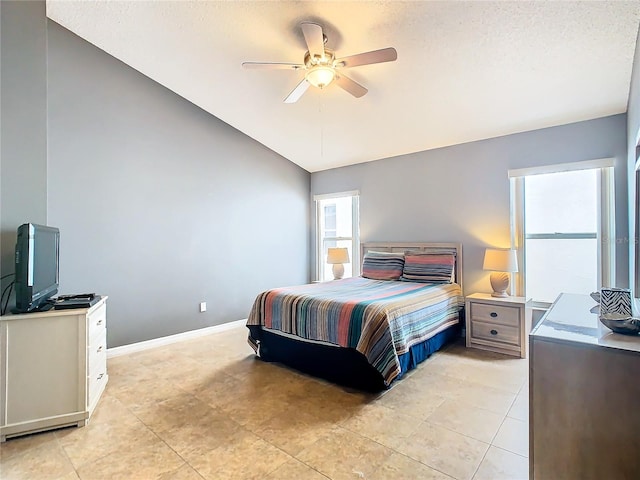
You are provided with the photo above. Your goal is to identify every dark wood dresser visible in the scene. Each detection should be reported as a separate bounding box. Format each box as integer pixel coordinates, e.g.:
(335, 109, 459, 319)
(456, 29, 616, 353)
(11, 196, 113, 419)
(530, 293, 640, 480)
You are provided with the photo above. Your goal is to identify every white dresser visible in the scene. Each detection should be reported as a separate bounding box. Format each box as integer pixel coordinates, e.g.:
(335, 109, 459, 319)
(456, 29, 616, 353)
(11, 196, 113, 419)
(0, 296, 108, 442)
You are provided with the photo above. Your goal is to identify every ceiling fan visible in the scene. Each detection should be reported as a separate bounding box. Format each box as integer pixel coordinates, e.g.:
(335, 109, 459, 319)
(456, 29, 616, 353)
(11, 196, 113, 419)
(242, 22, 397, 103)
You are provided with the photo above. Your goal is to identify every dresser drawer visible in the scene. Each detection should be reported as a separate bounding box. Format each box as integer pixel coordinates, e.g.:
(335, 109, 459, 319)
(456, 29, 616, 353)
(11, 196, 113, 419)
(470, 302, 520, 327)
(471, 320, 520, 346)
(88, 329, 107, 375)
(88, 366, 107, 408)
(88, 303, 106, 343)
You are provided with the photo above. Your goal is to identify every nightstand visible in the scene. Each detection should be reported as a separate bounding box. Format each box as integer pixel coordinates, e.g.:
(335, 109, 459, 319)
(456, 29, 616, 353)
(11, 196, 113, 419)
(465, 293, 532, 358)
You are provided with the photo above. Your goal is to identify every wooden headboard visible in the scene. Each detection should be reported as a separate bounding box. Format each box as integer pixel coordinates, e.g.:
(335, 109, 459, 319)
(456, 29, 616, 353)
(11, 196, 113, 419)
(360, 242, 463, 294)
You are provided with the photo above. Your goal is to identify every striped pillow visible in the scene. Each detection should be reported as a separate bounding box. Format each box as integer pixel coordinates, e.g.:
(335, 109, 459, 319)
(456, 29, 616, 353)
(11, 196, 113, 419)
(401, 253, 455, 283)
(362, 252, 405, 280)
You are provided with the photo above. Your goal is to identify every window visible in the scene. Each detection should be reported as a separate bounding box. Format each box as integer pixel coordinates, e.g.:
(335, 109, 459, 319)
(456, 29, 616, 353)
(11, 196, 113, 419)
(314, 192, 359, 282)
(510, 159, 615, 305)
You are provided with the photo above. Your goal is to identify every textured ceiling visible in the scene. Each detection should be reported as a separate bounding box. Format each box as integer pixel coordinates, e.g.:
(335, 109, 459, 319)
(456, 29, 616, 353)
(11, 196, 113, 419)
(47, 1, 640, 172)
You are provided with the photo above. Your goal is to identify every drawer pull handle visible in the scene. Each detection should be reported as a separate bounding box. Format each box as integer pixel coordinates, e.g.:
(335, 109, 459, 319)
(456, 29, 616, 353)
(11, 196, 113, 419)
(97, 373, 104, 380)
(490, 329, 498, 335)
(96, 319, 103, 326)
(490, 312, 498, 318)
(97, 345, 103, 353)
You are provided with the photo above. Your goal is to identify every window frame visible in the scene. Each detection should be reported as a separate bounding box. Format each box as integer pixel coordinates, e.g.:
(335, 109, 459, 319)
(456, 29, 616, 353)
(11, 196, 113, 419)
(314, 191, 360, 282)
(509, 159, 615, 307)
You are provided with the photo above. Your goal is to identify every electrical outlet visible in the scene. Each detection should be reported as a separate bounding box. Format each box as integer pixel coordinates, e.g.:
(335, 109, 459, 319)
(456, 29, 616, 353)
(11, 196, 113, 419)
(199, 302, 207, 313)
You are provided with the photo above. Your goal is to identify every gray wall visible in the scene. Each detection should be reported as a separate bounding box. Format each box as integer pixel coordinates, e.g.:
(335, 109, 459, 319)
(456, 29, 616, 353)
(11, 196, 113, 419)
(0, 8, 310, 347)
(311, 115, 629, 296)
(627, 28, 640, 297)
(46, 21, 310, 347)
(0, 1, 48, 304)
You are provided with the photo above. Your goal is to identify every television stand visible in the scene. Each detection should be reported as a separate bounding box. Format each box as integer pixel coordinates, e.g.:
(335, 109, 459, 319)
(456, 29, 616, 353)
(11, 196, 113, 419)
(0, 296, 108, 441)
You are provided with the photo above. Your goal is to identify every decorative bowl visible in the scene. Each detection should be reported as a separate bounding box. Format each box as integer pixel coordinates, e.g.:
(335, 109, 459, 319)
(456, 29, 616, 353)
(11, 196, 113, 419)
(599, 313, 640, 335)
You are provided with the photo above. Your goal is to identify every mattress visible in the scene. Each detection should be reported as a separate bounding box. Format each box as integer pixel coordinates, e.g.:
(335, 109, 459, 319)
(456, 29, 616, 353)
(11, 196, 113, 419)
(247, 277, 463, 386)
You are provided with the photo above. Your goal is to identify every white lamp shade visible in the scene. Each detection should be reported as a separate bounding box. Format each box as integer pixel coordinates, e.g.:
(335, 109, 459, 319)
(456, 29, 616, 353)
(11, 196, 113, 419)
(483, 248, 518, 273)
(327, 247, 350, 265)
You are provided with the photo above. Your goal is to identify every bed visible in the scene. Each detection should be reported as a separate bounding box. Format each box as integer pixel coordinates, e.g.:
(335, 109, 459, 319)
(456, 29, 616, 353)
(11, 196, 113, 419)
(246, 242, 464, 391)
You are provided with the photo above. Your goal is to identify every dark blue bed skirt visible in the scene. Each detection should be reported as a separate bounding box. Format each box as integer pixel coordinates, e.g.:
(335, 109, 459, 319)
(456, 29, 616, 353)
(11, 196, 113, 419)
(247, 322, 461, 392)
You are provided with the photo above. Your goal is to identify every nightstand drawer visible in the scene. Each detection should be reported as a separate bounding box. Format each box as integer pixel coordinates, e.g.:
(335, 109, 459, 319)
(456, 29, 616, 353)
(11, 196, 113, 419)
(471, 320, 520, 346)
(470, 303, 520, 327)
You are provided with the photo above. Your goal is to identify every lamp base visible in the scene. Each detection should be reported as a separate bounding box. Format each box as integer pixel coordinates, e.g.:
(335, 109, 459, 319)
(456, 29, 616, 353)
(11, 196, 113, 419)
(332, 264, 345, 280)
(490, 271, 510, 297)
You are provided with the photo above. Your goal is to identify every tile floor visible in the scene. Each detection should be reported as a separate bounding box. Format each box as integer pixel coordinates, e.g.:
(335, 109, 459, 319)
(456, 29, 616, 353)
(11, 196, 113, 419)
(0, 325, 529, 480)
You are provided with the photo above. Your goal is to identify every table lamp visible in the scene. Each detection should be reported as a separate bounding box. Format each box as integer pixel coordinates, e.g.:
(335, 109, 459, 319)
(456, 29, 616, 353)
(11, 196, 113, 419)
(483, 248, 518, 297)
(327, 247, 350, 280)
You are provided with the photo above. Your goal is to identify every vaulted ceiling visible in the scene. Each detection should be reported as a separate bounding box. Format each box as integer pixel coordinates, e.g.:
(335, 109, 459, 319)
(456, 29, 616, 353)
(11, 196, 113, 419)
(47, 1, 640, 172)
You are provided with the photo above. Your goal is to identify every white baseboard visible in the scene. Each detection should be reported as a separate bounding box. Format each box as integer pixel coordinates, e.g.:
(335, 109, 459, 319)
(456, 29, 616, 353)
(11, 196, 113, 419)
(107, 319, 247, 358)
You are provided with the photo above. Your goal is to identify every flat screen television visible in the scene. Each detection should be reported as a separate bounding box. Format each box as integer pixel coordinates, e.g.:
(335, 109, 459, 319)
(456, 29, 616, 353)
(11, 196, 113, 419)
(14, 223, 60, 313)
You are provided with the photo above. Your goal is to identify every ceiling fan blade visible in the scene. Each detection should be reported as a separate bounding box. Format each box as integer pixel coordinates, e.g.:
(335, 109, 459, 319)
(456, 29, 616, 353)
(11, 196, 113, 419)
(334, 74, 368, 98)
(242, 62, 303, 70)
(336, 47, 398, 68)
(301, 22, 325, 58)
(284, 78, 310, 104)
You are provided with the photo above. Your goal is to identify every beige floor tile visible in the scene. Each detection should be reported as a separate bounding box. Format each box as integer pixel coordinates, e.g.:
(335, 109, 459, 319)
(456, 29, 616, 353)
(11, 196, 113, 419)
(56, 415, 158, 468)
(56, 471, 81, 480)
(493, 417, 529, 457)
(0, 440, 76, 480)
(105, 356, 157, 389)
(426, 398, 504, 443)
(84, 393, 134, 425)
(75, 436, 183, 480)
(0, 430, 57, 461)
(296, 427, 394, 480)
(129, 343, 195, 367)
(439, 345, 528, 380)
(218, 353, 289, 379)
(341, 402, 422, 449)
(131, 392, 216, 434)
(489, 357, 529, 376)
(376, 381, 447, 420)
(404, 370, 469, 398)
(294, 384, 374, 424)
(507, 392, 528, 422)
(473, 446, 528, 480)
(446, 344, 516, 363)
(395, 422, 490, 480)
(187, 430, 291, 480)
(369, 452, 453, 479)
(465, 363, 526, 394)
(108, 374, 186, 411)
(215, 381, 310, 428)
(153, 355, 230, 391)
(249, 410, 335, 456)
(449, 381, 517, 416)
(157, 463, 205, 480)
(193, 369, 274, 408)
(153, 408, 245, 459)
(264, 458, 329, 479)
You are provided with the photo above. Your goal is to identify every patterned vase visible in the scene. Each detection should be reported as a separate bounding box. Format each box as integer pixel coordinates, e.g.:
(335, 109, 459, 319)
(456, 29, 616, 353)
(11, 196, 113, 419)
(599, 288, 632, 316)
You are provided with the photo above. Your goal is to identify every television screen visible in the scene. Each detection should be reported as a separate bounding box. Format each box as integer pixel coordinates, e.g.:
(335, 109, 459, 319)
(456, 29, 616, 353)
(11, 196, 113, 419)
(14, 223, 60, 313)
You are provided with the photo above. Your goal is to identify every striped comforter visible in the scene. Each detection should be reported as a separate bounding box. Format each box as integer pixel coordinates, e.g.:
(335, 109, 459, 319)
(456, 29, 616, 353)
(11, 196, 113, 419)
(247, 277, 463, 386)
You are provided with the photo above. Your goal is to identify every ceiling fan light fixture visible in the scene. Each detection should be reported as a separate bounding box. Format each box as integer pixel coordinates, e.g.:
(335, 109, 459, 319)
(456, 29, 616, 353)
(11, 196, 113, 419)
(305, 65, 335, 89)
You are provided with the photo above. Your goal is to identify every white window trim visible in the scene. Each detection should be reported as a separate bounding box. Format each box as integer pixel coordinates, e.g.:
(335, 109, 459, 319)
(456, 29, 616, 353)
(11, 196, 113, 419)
(509, 159, 615, 305)
(508, 157, 614, 178)
(314, 191, 360, 282)
(313, 190, 360, 201)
